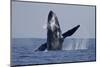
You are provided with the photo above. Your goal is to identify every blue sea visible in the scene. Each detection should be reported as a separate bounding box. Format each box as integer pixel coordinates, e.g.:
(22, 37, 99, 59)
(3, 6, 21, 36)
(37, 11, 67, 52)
(11, 38, 96, 66)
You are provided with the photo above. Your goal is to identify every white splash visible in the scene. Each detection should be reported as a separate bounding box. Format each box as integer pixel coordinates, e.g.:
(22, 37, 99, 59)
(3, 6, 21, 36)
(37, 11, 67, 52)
(43, 24, 47, 30)
(63, 39, 89, 50)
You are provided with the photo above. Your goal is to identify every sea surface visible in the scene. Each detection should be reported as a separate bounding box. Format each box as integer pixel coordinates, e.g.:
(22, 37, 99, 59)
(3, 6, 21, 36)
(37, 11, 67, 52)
(11, 38, 96, 66)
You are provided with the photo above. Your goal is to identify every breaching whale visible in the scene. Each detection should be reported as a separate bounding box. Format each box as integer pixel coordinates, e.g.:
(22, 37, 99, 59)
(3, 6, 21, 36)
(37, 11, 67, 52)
(47, 11, 63, 50)
(35, 10, 80, 51)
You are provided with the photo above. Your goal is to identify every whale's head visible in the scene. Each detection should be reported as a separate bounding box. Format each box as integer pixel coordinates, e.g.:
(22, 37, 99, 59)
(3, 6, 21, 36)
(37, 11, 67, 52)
(47, 11, 60, 32)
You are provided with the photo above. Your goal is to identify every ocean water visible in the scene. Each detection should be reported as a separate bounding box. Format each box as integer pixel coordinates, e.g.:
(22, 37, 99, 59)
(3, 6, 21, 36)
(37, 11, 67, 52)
(11, 38, 96, 66)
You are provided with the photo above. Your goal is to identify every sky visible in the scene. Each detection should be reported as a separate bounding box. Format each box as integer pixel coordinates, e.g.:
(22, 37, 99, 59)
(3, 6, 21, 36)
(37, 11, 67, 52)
(12, 1, 96, 38)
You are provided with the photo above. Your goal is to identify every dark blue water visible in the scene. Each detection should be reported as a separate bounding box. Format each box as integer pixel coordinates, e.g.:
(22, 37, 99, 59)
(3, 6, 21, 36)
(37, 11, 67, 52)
(11, 38, 96, 66)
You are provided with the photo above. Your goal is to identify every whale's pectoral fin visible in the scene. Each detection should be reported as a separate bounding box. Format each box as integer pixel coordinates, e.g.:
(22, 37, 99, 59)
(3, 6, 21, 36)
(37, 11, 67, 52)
(35, 43, 47, 51)
(62, 25, 80, 39)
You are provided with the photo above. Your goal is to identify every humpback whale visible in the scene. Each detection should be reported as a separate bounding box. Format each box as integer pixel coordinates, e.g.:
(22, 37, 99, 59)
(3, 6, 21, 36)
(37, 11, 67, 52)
(47, 11, 63, 50)
(35, 10, 80, 51)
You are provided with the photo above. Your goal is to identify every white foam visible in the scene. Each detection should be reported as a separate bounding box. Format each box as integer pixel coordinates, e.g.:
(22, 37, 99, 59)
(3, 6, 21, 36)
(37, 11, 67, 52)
(43, 24, 47, 30)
